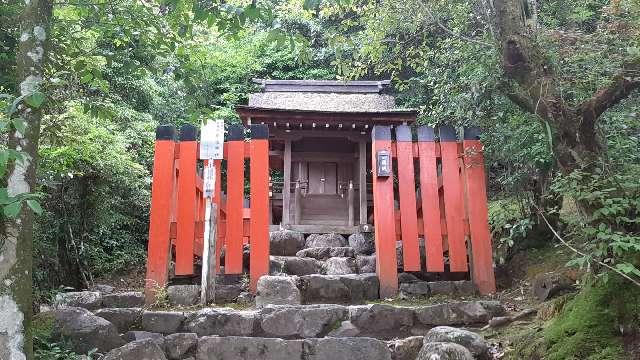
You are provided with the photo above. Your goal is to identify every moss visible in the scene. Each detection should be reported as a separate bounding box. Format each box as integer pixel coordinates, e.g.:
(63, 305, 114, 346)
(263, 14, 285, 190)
(543, 277, 640, 360)
(32, 312, 55, 341)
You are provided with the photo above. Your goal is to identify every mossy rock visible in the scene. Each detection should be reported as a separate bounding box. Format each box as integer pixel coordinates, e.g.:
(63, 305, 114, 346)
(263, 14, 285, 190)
(549, 278, 638, 359)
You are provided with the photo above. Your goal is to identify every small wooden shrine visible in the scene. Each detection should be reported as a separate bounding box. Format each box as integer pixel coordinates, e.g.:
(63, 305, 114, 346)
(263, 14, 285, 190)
(236, 79, 417, 235)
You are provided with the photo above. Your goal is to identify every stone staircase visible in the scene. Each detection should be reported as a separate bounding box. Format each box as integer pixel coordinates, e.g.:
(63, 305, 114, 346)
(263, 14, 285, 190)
(45, 230, 503, 360)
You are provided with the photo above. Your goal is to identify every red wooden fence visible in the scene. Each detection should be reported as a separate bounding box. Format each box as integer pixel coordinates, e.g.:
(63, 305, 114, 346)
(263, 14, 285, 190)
(371, 125, 496, 297)
(145, 123, 270, 303)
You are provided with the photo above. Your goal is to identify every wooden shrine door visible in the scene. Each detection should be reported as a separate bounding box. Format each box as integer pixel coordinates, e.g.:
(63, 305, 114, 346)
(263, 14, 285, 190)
(308, 162, 337, 194)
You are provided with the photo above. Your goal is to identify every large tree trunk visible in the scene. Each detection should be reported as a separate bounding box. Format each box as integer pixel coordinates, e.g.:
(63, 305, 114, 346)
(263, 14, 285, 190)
(494, 0, 640, 174)
(1, 1, 52, 359)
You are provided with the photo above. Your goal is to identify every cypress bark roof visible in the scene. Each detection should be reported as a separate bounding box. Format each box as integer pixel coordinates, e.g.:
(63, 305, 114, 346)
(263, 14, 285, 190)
(247, 79, 402, 112)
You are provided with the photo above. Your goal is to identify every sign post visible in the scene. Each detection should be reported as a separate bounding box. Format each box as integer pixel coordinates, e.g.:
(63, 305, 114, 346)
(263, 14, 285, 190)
(200, 119, 224, 305)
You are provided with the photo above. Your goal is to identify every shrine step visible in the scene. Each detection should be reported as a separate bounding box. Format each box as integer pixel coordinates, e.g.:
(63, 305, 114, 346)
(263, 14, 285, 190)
(87, 301, 504, 340)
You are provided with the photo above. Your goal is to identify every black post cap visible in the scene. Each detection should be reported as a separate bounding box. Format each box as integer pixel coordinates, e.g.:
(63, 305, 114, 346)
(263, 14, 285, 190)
(438, 125, 458, 142)
(179, 124, 198, 141)
(156, 124, 177, 140)
(417, 126, 435, 141)
(372, 125, 391, 140)
(227, 124, 244, 141)
(463, 126, 482, 140)
(395, 125, 412, 142)
(250, 124, 269, 139)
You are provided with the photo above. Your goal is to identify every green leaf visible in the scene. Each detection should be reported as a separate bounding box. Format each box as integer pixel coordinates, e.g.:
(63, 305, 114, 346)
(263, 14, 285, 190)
(3, 201, 21, 218)
(80, 73, 94, 84)
(25, 91, 45, 108)
(26, 199, 43, 215)
(12, 118, 26, 133)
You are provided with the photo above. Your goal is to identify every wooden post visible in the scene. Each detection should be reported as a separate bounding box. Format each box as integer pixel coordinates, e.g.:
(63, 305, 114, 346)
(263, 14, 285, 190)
(145, 125, 176, 303)
(348, 180, 354, 226)
(282, 139, 292, 225)
(200, 180, 217, 304)
(294, 182, 302, 225)
(417, 126, 445, 272)
(462, 127, 496, 294)
(359, 139, 367, 226)
(439, 126, 468, 272)
(395, 125, 421, 271)
(175, 124, 198, 275)
(225, 125, 245, 274)
(371, 126, 398, 298)
(249, 124, 270, 292)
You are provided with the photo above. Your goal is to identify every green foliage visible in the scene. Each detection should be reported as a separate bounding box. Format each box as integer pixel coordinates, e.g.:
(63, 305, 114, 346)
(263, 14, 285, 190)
(33, 312, 94, 360)
(488, 199, 532, 263)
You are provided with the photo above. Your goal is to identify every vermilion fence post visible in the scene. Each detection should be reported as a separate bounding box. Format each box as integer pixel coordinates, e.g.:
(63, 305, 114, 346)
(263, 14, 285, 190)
(371, 125, 398, 298)
(225, 125, 245, 274)
(462, 127, 496, 294)
(417, 126, 445, 272)
(175, 124, 198, 275)
(395, 125, 420, 271)
(249, 124, 270, 292)
(145, 125, 177, 303)
(439, 126, 468, 272)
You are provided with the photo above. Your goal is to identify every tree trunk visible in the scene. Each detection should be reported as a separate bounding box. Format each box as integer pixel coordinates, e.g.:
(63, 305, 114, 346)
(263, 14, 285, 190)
(1, 1, 52, 359)
(494, 0, 639, 174)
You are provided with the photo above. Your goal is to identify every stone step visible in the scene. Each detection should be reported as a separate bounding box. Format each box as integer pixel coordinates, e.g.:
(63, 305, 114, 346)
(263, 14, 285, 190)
(270, 255, 375, 276)
(269, 230, 375, 257)
(90, 300, 504, 341)
(257, 274, 380, 306)
(44, 305, 494, 360)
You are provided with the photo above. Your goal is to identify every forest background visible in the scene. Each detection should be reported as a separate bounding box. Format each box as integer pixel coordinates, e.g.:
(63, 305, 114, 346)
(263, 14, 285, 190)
(0, 0, 639, 358)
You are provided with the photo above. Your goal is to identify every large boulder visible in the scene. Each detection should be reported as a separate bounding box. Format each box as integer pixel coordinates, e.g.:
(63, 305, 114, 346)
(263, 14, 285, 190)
(326, 320, 360, 337)
(348, 233, 375, 255)
(271, 256, 323, 275)
(324, 257, 357, 275)
(260, 304, 347, 338)
(414, 301, 505, 327)
(102, 291, 145, 308)
(167, 285, 243, 306)
(296, 247, 355, 260)
(423, 326, 490, 359)
(55, 291, 102, 310)
(306, 337, 392, 360)
(197, 336, 304, 360)
(255, 276, 301, 307)
(102, 339, 167, 360)
(355, 255, 376, 274)
(306, 233, 347, 248)
(416, 342, 473, 360)
(122, 331, 164, 346)
(94, 308, 142, 333)
(45, 307, 125, 353)
(182, 308, 259, 336)
(163, 333, 197, 360)
(349, 304, 414, 339)
(387, 336, 424, 360)
(399, 282, 431, 298)
(167, 285, 200, 306)
(299, 274, 379, 304)
(142, 311, 186, 334)
(398, 273, 420, 284)
(270, 230, 305, 255)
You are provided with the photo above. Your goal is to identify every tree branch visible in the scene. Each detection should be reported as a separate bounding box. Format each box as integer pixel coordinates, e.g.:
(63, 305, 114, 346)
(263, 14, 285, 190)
(579, 57, 640, 121)
(498, 81, 536, 114)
